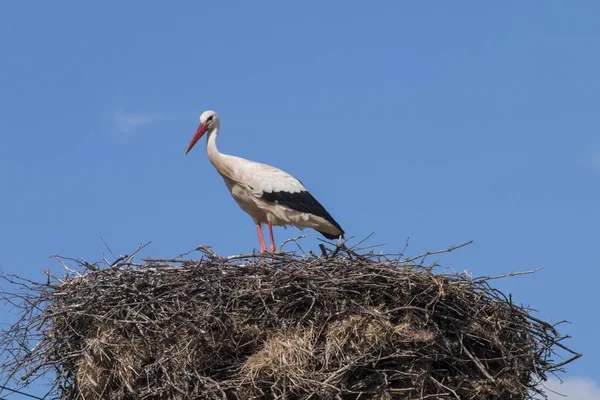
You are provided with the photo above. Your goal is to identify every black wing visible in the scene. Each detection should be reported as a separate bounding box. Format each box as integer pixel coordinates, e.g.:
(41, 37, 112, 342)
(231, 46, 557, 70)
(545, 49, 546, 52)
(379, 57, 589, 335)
(261, 190, 344, 239)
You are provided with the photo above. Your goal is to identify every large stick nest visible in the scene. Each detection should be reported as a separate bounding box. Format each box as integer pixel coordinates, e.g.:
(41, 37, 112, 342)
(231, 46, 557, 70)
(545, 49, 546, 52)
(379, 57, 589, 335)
(0, 243, 581, 399)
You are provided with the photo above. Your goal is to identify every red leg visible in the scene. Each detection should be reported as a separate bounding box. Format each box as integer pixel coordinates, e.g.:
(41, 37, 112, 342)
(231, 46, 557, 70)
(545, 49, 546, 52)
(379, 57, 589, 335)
(268, 221, 276, 253)
(256, 223, 267, 253)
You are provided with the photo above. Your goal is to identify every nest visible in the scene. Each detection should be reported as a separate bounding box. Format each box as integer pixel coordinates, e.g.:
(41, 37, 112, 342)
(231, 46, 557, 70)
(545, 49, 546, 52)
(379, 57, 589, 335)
(0, 243, 581, 399)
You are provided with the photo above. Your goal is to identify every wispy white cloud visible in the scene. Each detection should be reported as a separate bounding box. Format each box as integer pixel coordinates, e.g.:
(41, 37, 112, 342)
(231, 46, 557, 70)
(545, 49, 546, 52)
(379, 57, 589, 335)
(113, 111, 159, 133)
(543, 377, 600, 400)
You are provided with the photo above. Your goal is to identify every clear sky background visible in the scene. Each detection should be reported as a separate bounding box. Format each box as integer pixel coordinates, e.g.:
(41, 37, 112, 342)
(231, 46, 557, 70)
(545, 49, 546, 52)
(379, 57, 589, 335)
(1, 2, 599, 399)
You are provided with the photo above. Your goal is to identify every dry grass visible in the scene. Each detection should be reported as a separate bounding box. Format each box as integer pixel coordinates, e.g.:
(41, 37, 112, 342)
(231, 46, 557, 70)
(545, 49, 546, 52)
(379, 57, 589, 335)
(0, 243, 581, 399)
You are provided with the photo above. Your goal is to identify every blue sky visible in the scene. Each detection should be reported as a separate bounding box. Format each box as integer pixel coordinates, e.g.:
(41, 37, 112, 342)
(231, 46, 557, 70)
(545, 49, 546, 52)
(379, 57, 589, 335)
(1, 2, 599, 398)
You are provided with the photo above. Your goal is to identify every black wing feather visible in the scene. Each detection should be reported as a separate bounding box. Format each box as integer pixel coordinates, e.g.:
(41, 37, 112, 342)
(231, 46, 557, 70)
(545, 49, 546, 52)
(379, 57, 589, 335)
(261, 190, 344, 239)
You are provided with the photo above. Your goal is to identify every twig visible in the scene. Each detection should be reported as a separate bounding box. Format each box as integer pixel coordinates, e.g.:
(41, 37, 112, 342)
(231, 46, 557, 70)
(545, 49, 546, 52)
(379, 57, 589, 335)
(279, 234, 312, 254)
(125, 241, 151, 264)
(0, 384, 44, 399)
(547, 353, 583, 369)
(349, 232, 374, 250)
(460, 337, 495, 383)
(402, 240, 474, 263)
(100, 237, 116, 260)
(430, 377, 460, 400)
(195, 245, 221, 260)
(474, 267, 543, 282)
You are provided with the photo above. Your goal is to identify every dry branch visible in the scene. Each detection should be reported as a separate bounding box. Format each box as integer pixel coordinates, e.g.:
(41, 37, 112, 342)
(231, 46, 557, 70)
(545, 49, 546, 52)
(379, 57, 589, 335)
(0, 243, 581, 400)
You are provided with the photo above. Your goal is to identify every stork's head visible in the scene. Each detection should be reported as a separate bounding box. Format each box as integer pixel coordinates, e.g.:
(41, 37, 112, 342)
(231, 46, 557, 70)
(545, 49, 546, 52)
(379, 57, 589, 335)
(185, 110, 220, 155)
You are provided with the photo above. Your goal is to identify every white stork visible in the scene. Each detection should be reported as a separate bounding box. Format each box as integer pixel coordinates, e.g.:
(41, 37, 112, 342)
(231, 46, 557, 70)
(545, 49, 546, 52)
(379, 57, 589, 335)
(184, 110, 344, 253)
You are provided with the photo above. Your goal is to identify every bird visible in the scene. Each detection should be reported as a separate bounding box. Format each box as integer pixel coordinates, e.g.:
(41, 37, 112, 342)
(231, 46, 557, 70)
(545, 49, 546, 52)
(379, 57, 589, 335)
(184, 110, 344, 253)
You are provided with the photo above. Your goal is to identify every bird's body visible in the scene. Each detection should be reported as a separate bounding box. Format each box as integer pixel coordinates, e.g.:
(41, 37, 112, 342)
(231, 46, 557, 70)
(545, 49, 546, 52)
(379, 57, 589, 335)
(185, 110, 344, 252)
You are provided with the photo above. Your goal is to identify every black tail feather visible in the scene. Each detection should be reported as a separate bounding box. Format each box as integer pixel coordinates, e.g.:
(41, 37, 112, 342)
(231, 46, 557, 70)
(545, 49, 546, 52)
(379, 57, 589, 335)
(261, 190, 344, 239)
(317, 230, 344, 240)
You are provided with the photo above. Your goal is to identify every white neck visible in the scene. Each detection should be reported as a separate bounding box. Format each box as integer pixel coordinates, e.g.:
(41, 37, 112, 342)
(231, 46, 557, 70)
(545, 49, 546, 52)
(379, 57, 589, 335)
(206, 126, 234, 179)
(206, 126, 221, 161)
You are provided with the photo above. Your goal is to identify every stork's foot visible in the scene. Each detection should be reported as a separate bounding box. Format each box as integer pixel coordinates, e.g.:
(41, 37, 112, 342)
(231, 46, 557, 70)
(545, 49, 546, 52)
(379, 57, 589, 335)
(267, 221, 276, 255)
(257, 245, 267, 263)
(256, 223, 267, 253)
(257, 254, 274, 264)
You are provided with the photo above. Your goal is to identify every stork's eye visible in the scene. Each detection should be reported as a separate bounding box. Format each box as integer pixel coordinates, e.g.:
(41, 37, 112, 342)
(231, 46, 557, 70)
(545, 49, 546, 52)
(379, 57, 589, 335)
(207, 115, 214, 122)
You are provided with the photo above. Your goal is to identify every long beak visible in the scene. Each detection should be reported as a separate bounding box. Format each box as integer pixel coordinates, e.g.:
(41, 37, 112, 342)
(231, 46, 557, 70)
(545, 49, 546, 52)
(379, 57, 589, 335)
(185, 123, 208, 155)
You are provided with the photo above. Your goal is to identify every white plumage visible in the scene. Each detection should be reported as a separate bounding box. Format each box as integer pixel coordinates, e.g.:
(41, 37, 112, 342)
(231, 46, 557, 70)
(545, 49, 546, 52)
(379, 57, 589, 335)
(185, 110, 344, 253)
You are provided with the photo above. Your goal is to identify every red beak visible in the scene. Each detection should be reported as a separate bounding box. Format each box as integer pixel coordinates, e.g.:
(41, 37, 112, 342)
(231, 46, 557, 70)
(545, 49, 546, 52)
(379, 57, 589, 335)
(185, 123, 208, 155)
